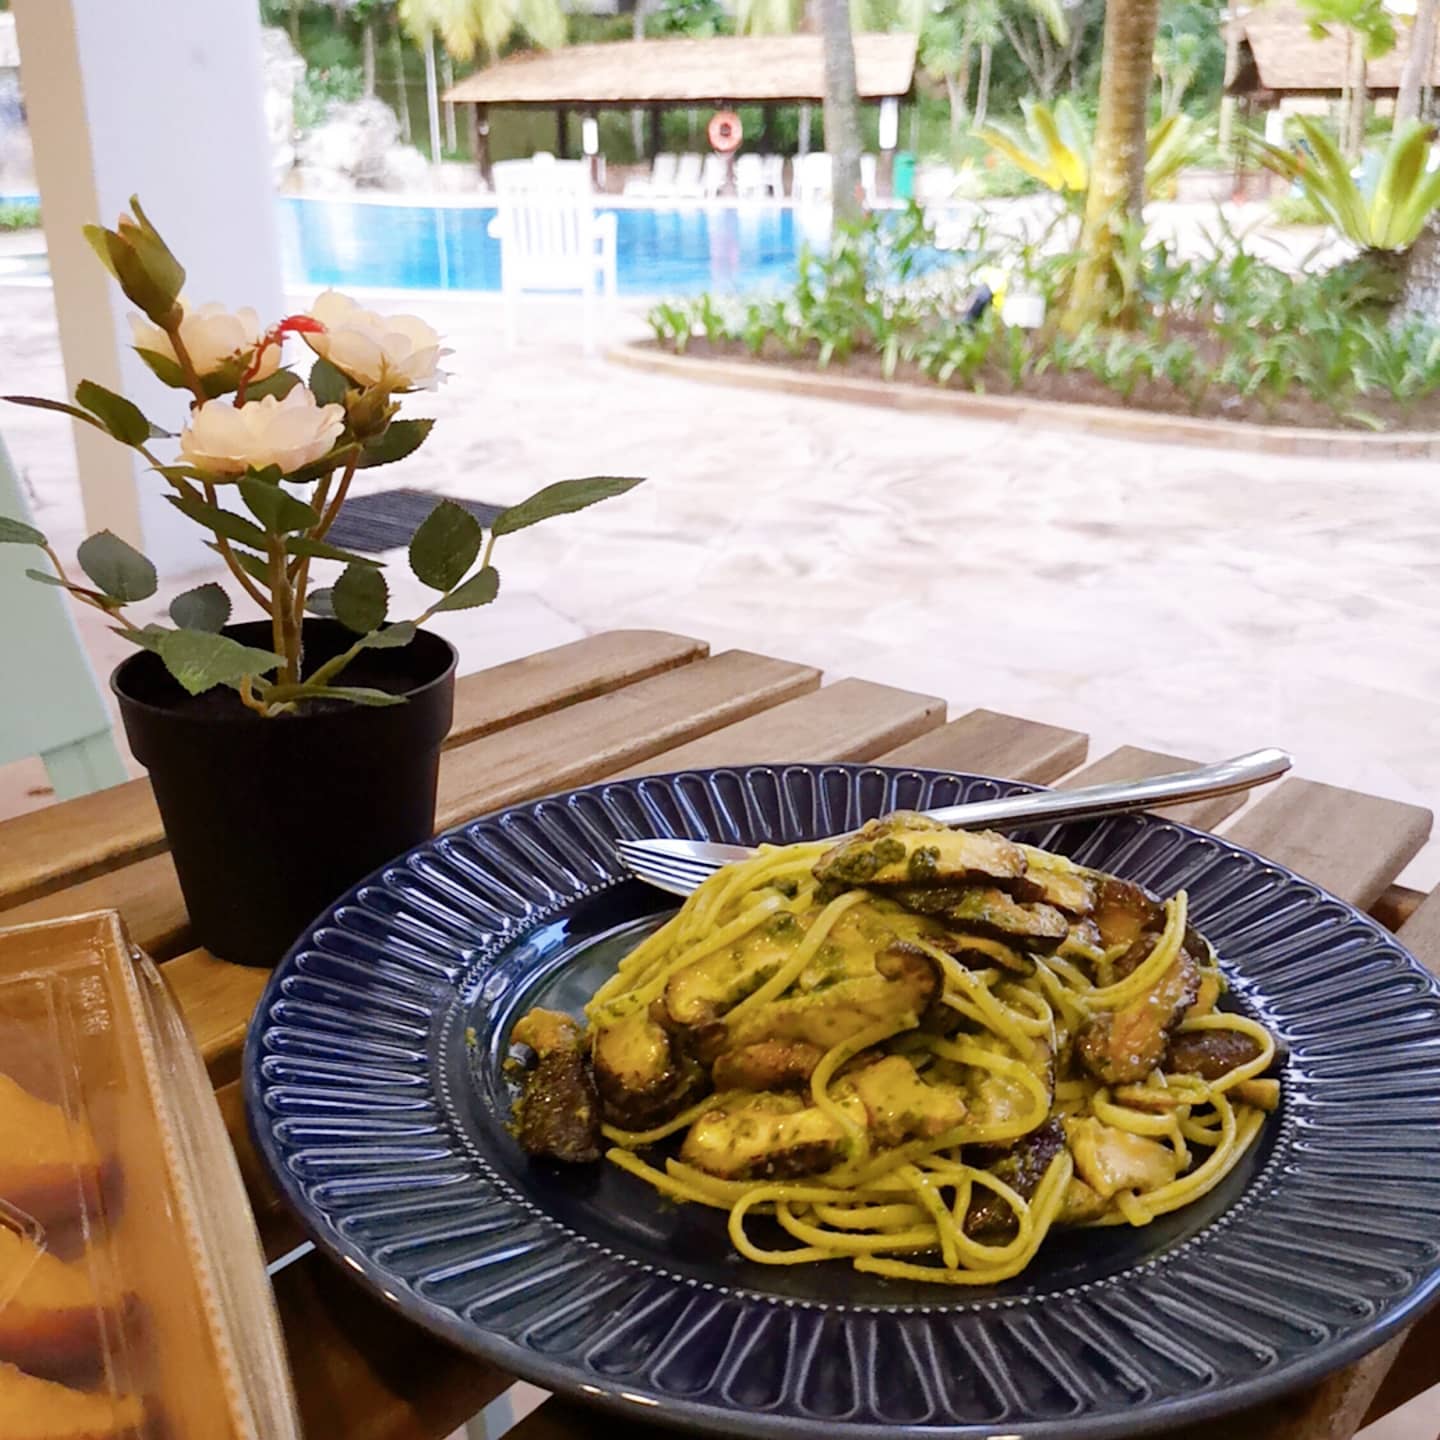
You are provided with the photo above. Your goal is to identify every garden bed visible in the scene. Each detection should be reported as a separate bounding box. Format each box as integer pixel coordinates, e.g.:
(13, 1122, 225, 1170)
(612, 341, 1440, 459)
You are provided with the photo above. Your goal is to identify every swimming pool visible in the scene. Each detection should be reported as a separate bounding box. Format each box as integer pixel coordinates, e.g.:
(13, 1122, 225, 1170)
(278, 196, 833, 296)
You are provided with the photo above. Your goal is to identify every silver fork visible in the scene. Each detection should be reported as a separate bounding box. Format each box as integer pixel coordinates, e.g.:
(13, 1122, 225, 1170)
(614, 749, 1291, 897)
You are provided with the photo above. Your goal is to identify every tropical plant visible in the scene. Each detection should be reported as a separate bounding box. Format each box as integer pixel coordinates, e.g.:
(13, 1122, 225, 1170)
(1257, 117, 1440, 252)
(1397, 0, 1440, 125)
(1299, 0, 1396, 157)
(976, 99, 1204, 204)
(1, 199, 638, 715)
(996, 0, 1084, 100)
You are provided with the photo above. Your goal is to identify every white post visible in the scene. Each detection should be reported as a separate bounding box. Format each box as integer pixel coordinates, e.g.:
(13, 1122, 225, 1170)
(423, 30, 442, 169)
(13, 0, 283, 574)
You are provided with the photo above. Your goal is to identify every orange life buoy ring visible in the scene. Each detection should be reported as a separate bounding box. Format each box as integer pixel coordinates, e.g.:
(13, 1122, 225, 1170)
(708, 110, 743, 154)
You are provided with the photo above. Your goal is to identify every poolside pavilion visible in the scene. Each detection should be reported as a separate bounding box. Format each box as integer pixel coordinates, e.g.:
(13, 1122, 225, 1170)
(443, 34, 918, 186)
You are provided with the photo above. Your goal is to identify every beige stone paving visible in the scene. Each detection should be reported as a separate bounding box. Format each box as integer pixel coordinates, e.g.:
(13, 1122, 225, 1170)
(3, 283, 1439, 890)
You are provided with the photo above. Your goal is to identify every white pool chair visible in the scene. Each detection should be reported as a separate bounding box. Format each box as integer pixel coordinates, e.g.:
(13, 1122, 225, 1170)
(796, 151, 832, 206)
(701, 152, 729, 198)
(646, 152, 680, 197)
(734, 153, 767, 199)
(488, 153, 617, 354)
(861, 153, 878, 206)
(673, 153, 705, 198)
(761, 153, 787, 197)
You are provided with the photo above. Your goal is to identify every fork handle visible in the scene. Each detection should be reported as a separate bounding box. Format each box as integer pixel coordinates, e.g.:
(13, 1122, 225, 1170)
(927, 748, 1291, 831)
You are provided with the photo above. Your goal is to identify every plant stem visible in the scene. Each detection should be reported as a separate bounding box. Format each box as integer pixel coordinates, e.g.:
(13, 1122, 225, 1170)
(312, 449, 361, 542)
(266, 537, 298, 683)
(287, 465, 335, 594)
(165, 322, 208, 406)
(202, 480, 272, 611)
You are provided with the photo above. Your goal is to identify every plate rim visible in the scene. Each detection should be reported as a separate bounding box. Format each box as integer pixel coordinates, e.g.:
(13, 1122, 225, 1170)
(244, 762, 1440, 1438)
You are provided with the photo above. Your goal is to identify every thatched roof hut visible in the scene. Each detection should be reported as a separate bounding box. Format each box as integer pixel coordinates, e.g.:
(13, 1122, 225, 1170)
(444, 34, 917, 109)
(1229, 1, 1440, 98)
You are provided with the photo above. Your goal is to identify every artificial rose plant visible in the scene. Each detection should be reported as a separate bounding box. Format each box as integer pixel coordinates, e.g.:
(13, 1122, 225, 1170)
(0, 196, 640, 715)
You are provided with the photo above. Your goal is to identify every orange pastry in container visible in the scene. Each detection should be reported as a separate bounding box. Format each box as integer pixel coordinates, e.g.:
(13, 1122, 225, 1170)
(0, 1361, 143, 1440)
(0, 1226, 121, 1376)
(0, 1074, 105, 1226)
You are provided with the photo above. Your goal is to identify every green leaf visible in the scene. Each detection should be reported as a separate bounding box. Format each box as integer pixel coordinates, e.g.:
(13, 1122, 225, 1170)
(77, 530, 157, 603)
(309, 356, 351, 406)
(239, 477, 321, 534)
(436, 565, 500, 612)
(408, 498, 483, 591)
(0, 516, 46, 546)
(24, 568, 72, 587)
(244, 369, 302, 401)
(304, 586, 336, 618)
(360, 620, 416, 649)
(284, 683, 405, 707)
(114, 622, 170, 654)
(332, 561, 389, 634)
(134, 346, 188, 389)
(156, 629, 281, 696)
(169, 582, 231, 633)
(167, 491, 270, 550)
(4, 394, 108, 433)
(75, 379, 153, 446)
(124, 196, 186, 308)
(492, 476, 643, 537)
(285, 535, 383, 566)
(359, 418, 435, 469)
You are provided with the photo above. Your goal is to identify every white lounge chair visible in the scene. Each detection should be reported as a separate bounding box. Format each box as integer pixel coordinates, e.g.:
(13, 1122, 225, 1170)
(796, 151, 832, 206)
(625, 152, 680, 197)
(861, 154, 878, 206)
(702, 152, 729, 198)
(673, 153, 705, 199)
(488, 153, 617, 354)
(734, 153, 768, 200)
(761, 153, 787, 198)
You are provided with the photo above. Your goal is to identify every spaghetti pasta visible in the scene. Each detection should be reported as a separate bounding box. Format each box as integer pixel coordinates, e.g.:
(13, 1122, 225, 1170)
(512, 814, 1281, 1286)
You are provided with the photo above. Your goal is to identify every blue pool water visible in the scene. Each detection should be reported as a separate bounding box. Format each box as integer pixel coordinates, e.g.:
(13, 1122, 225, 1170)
(278, 196, 835, 296)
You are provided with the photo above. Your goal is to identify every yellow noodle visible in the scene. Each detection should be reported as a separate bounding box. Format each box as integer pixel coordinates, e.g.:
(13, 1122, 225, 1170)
(918, 941, 1039, 1057)
(899, 1165, 960, 1268)
(812, 1202, 928, 1230)
(942, 934, 1028, 970)
(775, 1203, 940, 1254)
(1174, 1012, 1276, 1094)
(809, 1016, 911, 1164)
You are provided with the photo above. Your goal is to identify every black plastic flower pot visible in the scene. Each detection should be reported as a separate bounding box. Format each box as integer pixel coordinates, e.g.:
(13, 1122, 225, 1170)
(114, 618, 456, 968)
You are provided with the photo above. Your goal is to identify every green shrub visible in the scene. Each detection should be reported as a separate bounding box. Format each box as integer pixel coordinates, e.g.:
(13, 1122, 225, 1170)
(0, 202, 40, 231)
(295, 62, 364, 131)
(647, 204, 1440, 428)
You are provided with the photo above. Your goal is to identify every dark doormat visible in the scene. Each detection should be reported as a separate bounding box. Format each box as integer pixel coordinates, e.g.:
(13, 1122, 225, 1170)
(326, 488, 503, 553)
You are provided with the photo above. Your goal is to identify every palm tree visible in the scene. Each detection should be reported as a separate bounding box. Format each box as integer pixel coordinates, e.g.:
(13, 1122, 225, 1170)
(820, 0, 864, 220)
(398, 0, 565, 162)
(1396, 0, 1439, 125)
(972, 0, 1002, 127)
(1062, 0, 1161, 326)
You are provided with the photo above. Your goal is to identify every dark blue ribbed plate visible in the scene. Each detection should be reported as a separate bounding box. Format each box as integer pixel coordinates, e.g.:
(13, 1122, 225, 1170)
(245, 765, 1440, 1438)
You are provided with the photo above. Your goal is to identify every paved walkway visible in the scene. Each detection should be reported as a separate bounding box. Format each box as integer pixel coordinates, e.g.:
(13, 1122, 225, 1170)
(3, 285, 1438, 887)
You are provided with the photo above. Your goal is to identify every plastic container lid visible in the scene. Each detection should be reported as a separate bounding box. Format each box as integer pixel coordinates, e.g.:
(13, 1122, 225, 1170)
(0, 911, 301, 1440)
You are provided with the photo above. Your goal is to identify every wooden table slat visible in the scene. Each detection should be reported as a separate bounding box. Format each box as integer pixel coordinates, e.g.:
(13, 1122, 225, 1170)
(614, 677, 945, 779)
(445, 629, 708, 749)
(878, 707, 1089, 783)
(1224, 779, 1433, 911)
(166, 951, 273, 1087)
(434, 649, 819, 831)
(1060, 744, 1254, 830)
(0, 851, 190, 959)
(0, 629, 711, 914)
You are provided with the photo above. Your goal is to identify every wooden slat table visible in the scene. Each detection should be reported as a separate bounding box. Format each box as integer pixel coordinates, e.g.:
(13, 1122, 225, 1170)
(4, 627, 1437, 1440)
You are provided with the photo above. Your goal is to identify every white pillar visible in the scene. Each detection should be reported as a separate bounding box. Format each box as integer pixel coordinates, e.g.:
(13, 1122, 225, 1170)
(13, 0, 283, 573)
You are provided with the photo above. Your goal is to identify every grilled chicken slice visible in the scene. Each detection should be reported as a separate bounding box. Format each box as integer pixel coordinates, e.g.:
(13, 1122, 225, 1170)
(1065, 1116, 1178, 1199)
(592, 1009, 701, 1130)
(663, 910, 811, 1028)
(815, 822, 1027, 890)
(511, 1009, 602, 1163)
(964, 1117, 1067, 1240)
(961, 1034, 1055, 1130)
(846, 1056, 968, 1148)
(721, 943, 939, 1053)
(712, 1039, 826, 1091)
(1164, 1027, 1263, 1081)
(1075, 948, 1199, 1086)
(680, 1092, 854, 1179)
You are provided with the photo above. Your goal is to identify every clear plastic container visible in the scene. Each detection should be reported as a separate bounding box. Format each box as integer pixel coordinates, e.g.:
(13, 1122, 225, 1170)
(0, 911, 301, 1440)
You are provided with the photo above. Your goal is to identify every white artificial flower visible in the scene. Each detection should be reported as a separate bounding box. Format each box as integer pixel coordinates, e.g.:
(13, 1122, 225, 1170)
(129, 301, 279, 381)
(179, 387, 344, 476)
(303, 290, 444, 390)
